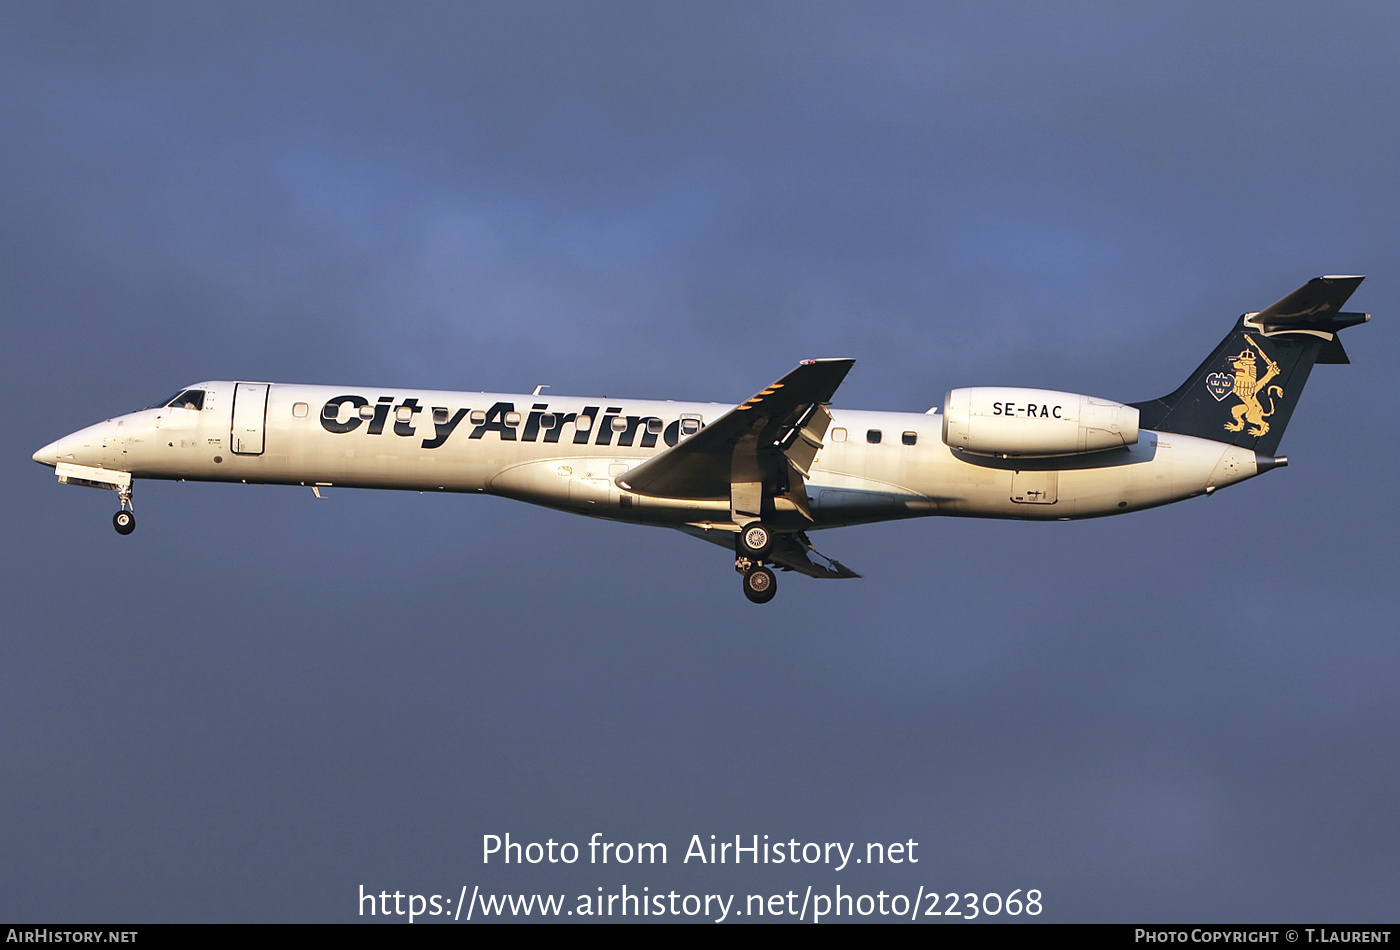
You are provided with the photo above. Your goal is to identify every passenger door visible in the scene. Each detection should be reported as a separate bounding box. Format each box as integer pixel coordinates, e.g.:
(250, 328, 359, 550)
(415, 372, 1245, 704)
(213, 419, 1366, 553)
(230, 382, 269, 456)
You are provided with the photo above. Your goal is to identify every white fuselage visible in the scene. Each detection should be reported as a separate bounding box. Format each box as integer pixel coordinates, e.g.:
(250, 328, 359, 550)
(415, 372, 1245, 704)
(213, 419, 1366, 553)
(34, 380, 1263, 531)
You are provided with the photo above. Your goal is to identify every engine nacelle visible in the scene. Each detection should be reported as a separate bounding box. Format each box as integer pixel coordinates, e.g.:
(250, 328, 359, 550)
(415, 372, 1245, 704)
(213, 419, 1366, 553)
(942, 387, 1139, 457)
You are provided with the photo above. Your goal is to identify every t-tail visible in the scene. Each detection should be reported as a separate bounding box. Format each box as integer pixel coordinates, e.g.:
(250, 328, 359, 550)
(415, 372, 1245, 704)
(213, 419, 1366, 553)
(1131, 276, 1370, 457)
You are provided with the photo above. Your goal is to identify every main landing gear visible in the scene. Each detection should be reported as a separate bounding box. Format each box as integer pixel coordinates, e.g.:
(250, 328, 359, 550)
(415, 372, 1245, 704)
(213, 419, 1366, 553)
(737, 521, 775, 560)
(113, 486, 135, 535)
(735, 522, 778, 603)
(740, 563, 777, 604)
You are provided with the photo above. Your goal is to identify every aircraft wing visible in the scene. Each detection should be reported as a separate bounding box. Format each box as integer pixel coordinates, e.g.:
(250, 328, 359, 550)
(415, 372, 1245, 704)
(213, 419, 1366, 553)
(676, 527, 861, 580)
(617, 358, 855, 503)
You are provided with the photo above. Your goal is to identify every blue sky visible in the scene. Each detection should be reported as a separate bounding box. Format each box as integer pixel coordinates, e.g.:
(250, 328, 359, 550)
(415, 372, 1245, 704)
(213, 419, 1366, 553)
(4, 1, 1398, 922)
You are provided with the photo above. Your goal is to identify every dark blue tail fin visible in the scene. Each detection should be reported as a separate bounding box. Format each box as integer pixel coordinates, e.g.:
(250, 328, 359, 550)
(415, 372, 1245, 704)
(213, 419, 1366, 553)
(1131, 276, 1370, 456)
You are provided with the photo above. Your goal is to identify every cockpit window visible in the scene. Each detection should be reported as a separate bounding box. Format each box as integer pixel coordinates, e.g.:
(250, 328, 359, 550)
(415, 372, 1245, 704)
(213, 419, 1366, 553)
(170, 390, 205, 410)
(147, 391, 185, 410)
(149, 389, 206, 410)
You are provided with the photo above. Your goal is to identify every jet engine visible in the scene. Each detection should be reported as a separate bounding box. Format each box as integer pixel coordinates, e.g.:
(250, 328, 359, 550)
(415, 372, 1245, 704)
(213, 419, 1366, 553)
(942, 387, 1139, 457)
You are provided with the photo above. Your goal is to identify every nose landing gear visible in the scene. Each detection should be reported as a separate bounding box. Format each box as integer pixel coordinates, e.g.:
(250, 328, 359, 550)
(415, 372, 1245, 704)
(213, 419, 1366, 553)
(113, 486, 135, 535)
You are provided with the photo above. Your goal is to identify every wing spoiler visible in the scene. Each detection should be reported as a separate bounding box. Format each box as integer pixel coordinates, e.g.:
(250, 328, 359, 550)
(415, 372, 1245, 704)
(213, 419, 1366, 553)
(617, 358, 855, 503)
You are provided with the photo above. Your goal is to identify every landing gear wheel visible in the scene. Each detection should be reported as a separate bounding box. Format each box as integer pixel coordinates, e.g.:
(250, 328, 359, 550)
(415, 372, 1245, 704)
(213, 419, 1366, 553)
(113, 510, 136, 535)
(737, 522, 775, 560)
(743, 565, 777, 604)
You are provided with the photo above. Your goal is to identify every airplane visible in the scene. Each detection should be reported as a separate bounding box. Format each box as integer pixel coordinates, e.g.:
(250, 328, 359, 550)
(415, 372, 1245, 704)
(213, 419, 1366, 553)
(33, 276, 1371, 603)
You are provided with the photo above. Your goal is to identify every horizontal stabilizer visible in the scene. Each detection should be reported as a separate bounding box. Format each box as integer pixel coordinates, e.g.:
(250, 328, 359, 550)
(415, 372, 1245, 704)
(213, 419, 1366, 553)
(1133, 275, 1371, 456)
(1251, 276, 1369, 333)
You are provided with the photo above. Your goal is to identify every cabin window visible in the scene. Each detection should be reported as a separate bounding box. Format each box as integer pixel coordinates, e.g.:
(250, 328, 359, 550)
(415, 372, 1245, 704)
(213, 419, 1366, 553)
(647, 417, 664, 434)
(539, 413, 556, 429)
(505, 411, 522, 426)
(292, 402, 309, 418)
(902, 431, 917, 446)
(680, 414, 702, 435)
(867, 429, 882, 444)
(433, 408, 450, 424)
(611, 416, 628, 431)
(469, 410, 486, 425)
(576, 414, 593, 432)
(358, 405, 376, 420)
(831, 427, 847, 442)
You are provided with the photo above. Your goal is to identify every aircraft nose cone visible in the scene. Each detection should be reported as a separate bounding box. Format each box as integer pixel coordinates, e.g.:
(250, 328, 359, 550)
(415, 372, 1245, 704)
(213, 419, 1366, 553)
(33, 439, 61, 467)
